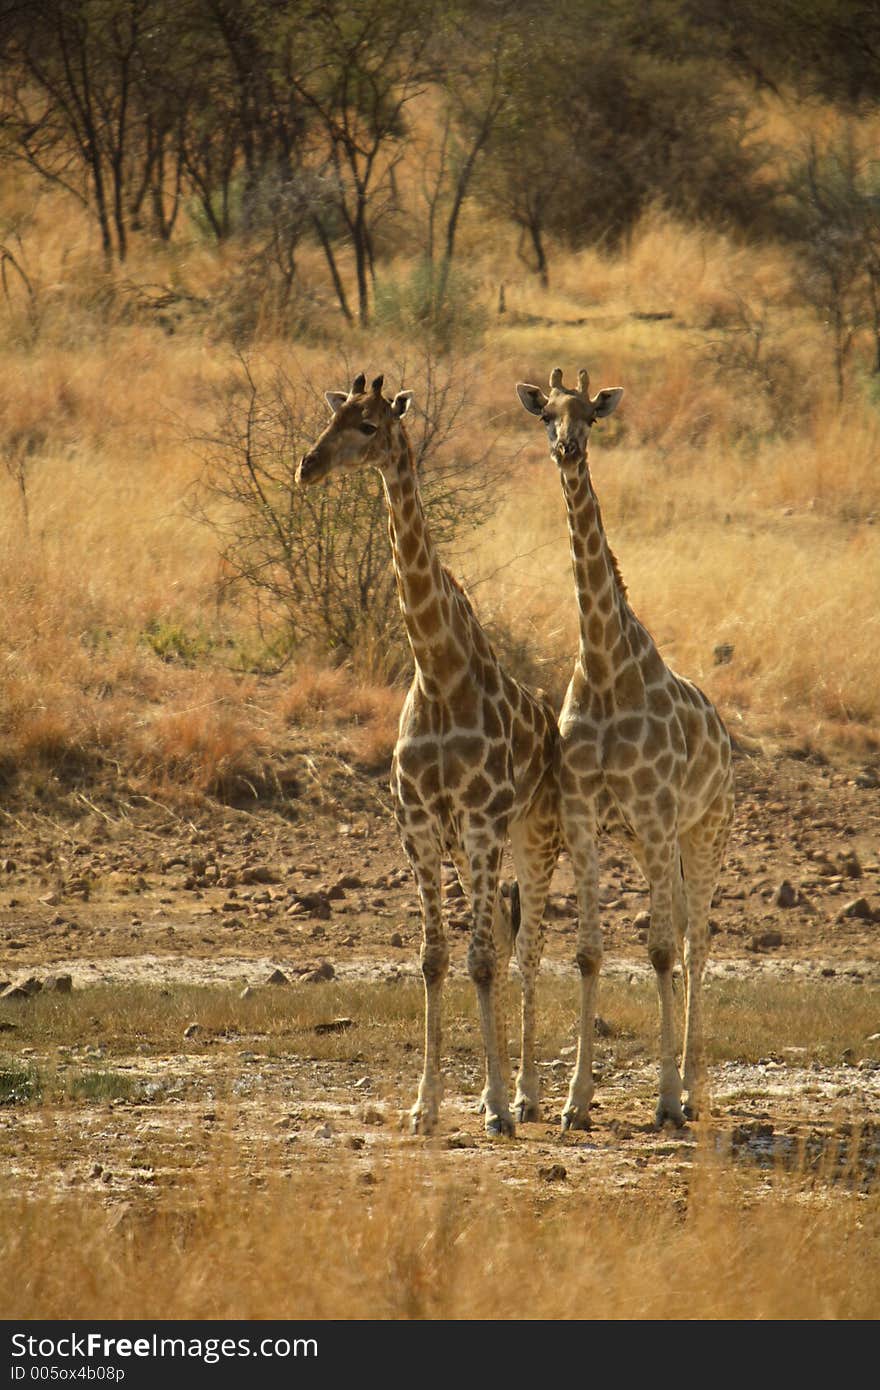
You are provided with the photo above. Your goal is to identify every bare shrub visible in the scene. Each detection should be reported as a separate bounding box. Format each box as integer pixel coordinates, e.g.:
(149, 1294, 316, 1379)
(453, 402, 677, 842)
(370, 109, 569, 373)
(195, 351, 505, 680)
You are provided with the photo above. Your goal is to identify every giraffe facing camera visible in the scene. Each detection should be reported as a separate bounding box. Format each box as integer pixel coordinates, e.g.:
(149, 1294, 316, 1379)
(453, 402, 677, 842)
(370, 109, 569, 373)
(517, 365, 734, 1129)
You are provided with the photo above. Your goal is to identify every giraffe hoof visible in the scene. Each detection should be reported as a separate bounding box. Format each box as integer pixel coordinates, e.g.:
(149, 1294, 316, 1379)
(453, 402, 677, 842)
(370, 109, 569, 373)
(410, 1105, 438, 1137)
(683, 1100, 701, 1122)
(514, 1098, 540, 1124)
(654, 1101, 686, 1130)
(485, 1113, 515, 1138)
(561, 1107, 591, 1133)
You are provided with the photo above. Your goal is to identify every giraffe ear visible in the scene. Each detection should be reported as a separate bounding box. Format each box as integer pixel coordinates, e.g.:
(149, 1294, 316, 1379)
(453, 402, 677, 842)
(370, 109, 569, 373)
(516, 383, 548, 416)
(391, 390, 414, 418)
(325, 391, 348, 415)
(593, 387, 623, 418)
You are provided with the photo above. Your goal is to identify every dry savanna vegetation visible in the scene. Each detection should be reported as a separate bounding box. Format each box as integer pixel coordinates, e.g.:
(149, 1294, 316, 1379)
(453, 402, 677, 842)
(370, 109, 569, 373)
(1, 0, 880, 1323)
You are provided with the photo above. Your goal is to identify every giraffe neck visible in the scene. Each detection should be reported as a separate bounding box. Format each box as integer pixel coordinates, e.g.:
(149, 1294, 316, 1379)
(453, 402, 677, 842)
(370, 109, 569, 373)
(562, 457, 645, 705)
(379, 429, 476, 694)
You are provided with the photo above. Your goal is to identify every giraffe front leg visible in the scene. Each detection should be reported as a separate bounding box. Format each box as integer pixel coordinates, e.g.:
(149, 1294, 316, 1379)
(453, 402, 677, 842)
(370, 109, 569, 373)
(403, 832, 448, 1136)
(510, 802, 558, 1124)
(562, 823, 601, 1132)
(466, 836, 514, 1138)
(646, 839, 685, 1128)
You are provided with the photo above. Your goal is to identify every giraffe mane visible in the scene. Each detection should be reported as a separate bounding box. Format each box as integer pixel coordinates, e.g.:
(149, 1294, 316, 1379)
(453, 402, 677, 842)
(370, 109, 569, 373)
(607, 543, 629, 602)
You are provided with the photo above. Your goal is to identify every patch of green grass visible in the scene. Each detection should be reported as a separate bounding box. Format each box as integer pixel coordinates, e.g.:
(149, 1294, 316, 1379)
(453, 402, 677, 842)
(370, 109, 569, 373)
(0, 1062, 42, 1105)
(65, 1069, 137, 1103)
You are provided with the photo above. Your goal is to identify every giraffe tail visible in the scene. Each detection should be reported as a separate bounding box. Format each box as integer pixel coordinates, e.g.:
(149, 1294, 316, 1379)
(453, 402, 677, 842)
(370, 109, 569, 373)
(508, 880, 522, 939)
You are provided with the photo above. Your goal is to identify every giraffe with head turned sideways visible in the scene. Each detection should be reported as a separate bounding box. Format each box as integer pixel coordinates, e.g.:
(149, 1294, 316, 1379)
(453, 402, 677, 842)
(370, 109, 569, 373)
(517, 365, 734, 1128)
(298, 372, 560, 1137)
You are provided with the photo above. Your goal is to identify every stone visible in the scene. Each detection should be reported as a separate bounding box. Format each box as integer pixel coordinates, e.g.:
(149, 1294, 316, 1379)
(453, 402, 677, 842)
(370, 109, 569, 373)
(291, 892, 332, 920)
(773, 880, 798, 909)
(313, 1017, 354, 1035)
(306, 961, 335, 984)
(266, 968, 289, 985)
(240, 865, 280, 885)
(594, 1016, 613, 1038)
(183, 1023, 200, 1039)
(239, 985, 255, 999)
(335, 875, 363, 890)
(389, 931, 404, 948)
(633, 910, 651, 932)
(749, 931, 783, 951)
(538, 1163, 567, 1182)
(44, 974, 73, 993)
(837, 850, 862, 879)
(839, 897, 874, 922)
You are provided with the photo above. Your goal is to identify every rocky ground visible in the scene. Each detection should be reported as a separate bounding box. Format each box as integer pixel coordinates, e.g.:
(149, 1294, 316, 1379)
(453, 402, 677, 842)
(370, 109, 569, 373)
(1, 741, 879, 1209)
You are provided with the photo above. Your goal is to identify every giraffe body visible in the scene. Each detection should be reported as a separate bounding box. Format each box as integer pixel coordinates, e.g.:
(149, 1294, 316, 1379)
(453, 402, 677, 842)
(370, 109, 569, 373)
(299, 374, 559, 1135)
(517, 368, 734, 1127)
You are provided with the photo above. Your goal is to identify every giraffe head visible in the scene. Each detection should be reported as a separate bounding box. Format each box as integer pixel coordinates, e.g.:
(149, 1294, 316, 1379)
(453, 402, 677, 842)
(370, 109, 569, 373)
(297, 372, 414, 485)
(516, 367, 622, 475)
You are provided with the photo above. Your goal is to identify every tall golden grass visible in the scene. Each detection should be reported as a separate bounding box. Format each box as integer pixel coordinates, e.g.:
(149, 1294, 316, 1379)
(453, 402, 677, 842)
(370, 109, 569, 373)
(1, 86, 879, 801)
(3, 1152, 877, 1319)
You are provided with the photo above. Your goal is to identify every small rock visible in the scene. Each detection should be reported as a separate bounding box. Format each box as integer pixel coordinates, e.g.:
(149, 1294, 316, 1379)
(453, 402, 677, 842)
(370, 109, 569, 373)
(239, 985, 255, 1000)
(446, 1133, 477, 1150)
(713, 642, 734, 666)
(240, 865, 280, 885)
(749, 931, 783, 951)
(266, 968, 289, 986)
(839, 897, 874, 922)
(44, 974, 73, 994)
(362, 1106, 385, 1125)
(306, 961, 335, 984)
(538, 1163, 567, 1182)
(313, 1017, 354, 1035)
(347, 1135, 366, 1151)
(633, 910, 651, 932)
(183, 1023, 200, 1039)
(837, 850, 862, 879)
(290, 891, 332, 920)
(773, 880, 798, 909)
(854, 767, 879, 789)
(594, 1016, 613, 1038)
(358, 1171, 376, 1186)
(336, 875, 363, 890)
(389, 931, 404, 948)
(7, 976, 43, 998)
(312, 1122, 334, 1140)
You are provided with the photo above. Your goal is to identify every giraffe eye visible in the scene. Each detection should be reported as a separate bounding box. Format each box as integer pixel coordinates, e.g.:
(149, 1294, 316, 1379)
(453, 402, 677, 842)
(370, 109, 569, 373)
(359, 423, 378, 436)
(540, 413, 552, 424)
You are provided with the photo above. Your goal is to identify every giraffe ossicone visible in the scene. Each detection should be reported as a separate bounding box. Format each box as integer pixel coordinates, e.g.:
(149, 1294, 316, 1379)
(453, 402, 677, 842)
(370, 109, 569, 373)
(299, 372, 560, 1137)
(517, 365, 734, 1129)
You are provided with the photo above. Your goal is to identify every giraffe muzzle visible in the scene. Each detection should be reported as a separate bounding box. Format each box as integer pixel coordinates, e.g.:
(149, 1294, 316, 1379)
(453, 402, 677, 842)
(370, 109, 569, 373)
(296, 452, 328, 485)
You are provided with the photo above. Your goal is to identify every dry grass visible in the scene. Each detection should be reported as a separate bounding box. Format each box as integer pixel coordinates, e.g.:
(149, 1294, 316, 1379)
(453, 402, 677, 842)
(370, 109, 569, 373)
(3, 1157, 877, 1320)
(1, 87, 879, 805)
(2, 973, 878, 1319)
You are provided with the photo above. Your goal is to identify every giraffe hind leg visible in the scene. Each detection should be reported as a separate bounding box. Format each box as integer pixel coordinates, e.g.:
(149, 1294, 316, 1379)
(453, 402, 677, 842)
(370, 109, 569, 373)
(680, 793, 734, 1120)
(509, 799, 559, 1124)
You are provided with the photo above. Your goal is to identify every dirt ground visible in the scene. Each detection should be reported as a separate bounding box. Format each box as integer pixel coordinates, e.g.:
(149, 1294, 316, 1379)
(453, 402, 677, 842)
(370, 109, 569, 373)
(2, 741, 879, 1210)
